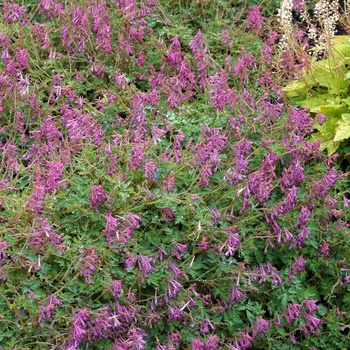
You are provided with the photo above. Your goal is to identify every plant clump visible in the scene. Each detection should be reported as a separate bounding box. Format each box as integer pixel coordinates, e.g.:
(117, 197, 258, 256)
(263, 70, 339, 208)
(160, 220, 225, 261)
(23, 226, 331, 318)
(0, 1, 349, 349)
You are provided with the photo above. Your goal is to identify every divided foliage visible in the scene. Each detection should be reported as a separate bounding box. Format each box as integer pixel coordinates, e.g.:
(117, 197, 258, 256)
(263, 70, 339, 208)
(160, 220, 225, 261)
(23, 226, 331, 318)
(0, 1, 349, 349)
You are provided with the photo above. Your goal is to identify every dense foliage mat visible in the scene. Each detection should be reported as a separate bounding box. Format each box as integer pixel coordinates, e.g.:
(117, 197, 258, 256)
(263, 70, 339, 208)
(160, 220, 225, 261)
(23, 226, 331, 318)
(0, 1, 349, 349)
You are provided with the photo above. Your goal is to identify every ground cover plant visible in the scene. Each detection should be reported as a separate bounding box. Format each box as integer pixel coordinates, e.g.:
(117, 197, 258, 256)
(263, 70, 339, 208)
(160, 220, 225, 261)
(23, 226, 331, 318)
(0, 0, 349, 349)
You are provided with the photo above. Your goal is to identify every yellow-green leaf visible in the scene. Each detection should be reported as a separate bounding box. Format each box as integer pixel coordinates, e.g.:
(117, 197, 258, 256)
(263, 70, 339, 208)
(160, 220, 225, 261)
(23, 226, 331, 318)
(297, 94, 342, 113)
(283, 80, 307, 97)
(334, 114, 350, 141)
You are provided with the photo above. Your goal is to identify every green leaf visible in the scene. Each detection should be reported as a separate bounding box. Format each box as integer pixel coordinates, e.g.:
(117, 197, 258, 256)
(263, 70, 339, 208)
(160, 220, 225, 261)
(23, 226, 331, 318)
(331, 35, 350, 57)
(313, 134, 340, 155)
(311, 116, 340, 154)
(320, 104, 348, 117)
(0, 332, 14, 342)
(310, 57, 348, 94)
(246, 310, 254, 322)
(334, 113, 350, 141)
(297, 93, 343, 114)
(283, 80, 307, 97)
(342, 97, 350, 105)
(343, 292, 350, 307)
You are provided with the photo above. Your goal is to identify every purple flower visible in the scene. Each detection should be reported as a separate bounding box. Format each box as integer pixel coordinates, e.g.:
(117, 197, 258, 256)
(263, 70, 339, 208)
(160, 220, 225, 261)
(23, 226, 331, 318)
(280, 160, 306, 192)
(280, 227, 293, 244)
(208, 68, 230, 110)
(87, 306, 112, 342)
(109, 280, 124, 299)
(293, 0, 304, 12)
(197, 236, 210, 251)
(283, 303, 301, 323)
(205, 335, 221, 349)
(247, 171, 272, 203)
(189, 30, 205, 51)
(278, 186, 298, 213)
(144, 160, 157, 183)
(0, 241, 8, 264)
(288, 107, 315, 135)
(168, 304, 184, 321)
(311, 169, 338, 199)
(28, 217, 64, 254)
(103, 211, 123, 244)
(220, 29, 231, 48)
(194, 50, 210, 88)
(165, 36, 182, 67)
(317, 241, 330, 258)
(262, 42, 274, 64)
(199, 163, 212, 187)
(2, 1, 27, 24)
(128, 144, 145, 169)
(288, 255, 307, 283)
(45, 160, 64, 193)
(168, 277, 183, 298)
(246, 6, 264, 35)
(160, 207, 175, 224)
(90, 185, 109, 211)
(172, 242, 188, 260)
(166, 78, 185, 109)
(30, 115, 63, 142)
(91, 2, 113, 53)
(233, 49, 256, 82)
(78, 246, 99, 285)
(1, 142, 19, 173)
(200, 318, 215, 334)
(0, 269, 7, 282)
(114, 71, 129, 89)
(169, 332, 182, 344)
(154, 246, 168, 263)
(176, 63, 195, 95)
(221, 232, 240, 257)
(296, 205, 311, 228)
(192, 338, 206, 350)
(189, 31, 209, 87)
(169, 262, 184, 279)
(112, 338, 130, 350)
(303, 312, 322, 332)
(119, 213, 141, 242)
(290, 226, 310, 250)
(303, 300, 318, 313)
(253, 262, 283, 286)
(236, 332, 253, 350)
(67, 308, 90, 348)
(342, 273, 350, 286)
(90, 62, 105, 78)
(316, 111, 328, 125)
(325, 195, 338, 211)
(27, 177, 46, 215)
(127, 326, 147, 349)
(39, 0, 65, 19)
(138, 254, 154, 284)
(115, 301, 137, 325)
(229, 286, 244, 305)
(274, 312, 283, 328)
(252, 317, 270, 337)
(15, 47, 28, 71)
(38, 294, 61, 323)
(210, 207, 221, 224)
(124, 252, 137, 270)
(290, 332, 297, 345)
(124, 213, 141, 231)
